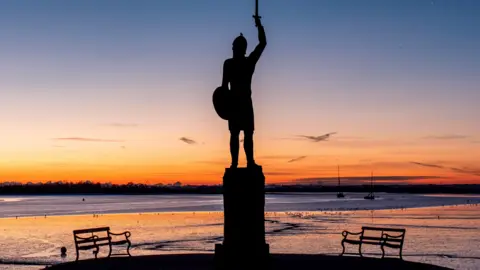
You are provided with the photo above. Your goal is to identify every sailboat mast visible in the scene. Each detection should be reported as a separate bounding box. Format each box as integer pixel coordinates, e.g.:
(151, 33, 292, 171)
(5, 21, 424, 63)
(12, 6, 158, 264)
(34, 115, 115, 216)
(338, 165, 340, 187)
(371, 171, 374, 193)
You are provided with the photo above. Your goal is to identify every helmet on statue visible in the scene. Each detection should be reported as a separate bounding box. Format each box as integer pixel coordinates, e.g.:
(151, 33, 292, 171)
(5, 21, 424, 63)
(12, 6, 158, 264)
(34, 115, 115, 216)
(232, 33, 247, 56)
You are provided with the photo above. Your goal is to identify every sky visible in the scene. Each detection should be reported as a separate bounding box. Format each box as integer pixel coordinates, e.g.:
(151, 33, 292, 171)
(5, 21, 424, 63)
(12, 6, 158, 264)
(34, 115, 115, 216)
(1, 0, 479, 185)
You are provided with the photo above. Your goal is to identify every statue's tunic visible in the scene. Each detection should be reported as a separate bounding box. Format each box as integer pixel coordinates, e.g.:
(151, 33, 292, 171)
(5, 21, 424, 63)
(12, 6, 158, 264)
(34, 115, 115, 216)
(224, 57, 257, 132)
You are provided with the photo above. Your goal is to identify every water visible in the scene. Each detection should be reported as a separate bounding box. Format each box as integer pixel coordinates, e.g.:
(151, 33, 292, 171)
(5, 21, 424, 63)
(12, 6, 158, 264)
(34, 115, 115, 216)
(1, 193, 479, 218)
(1, 193, 479, 270)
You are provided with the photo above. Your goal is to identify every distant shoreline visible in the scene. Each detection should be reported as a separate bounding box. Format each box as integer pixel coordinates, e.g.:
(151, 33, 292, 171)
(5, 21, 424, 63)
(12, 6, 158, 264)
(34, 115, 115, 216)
(1, 183, 480, 195)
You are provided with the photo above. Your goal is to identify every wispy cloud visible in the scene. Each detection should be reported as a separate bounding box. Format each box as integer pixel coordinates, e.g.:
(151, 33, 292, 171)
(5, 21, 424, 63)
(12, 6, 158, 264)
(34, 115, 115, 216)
(411, 161, 480, 177)
(422, 135, 469, 140)
(450, 167, 480, 177)
(179, 137, 197, 145)
(288, 156, 307, 163)
(53, 137, 124, 142)
(103, 123, 139, 128)
(296, 132, 337, 142)
(410, 162, 445, 169)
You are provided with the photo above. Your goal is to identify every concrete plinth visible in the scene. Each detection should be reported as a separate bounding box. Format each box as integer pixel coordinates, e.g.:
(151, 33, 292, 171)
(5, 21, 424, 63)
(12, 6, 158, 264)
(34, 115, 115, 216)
(214, 166, 270, 269)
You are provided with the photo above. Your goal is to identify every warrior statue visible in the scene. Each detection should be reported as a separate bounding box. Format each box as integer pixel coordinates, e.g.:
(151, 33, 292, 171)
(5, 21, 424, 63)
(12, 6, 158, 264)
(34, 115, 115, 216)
(221, 15, 266, 169)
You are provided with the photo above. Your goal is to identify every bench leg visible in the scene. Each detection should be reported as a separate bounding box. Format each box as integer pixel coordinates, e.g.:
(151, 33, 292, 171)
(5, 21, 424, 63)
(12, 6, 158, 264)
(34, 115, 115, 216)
(340, 240, 345, 256)
(126, 240, 132, 257)
(359, 244, 363, 257)
(76, 250, 79, 261)
(399, 248, 403, 260)
(108, 244, 112, 258)
(94, 246, 99, 259)
(381, 244, 385, 259)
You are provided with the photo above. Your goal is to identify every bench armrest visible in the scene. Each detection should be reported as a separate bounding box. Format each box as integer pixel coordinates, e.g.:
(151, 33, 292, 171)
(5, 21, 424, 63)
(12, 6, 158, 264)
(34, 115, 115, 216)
(382, 233, 403, 239)
(342, 230, 362, 238)
(109, 231, 131, 238)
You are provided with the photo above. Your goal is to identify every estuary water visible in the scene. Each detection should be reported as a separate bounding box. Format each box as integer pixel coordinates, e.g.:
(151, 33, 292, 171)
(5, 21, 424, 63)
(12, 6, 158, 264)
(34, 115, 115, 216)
(0, 193, 479, 270)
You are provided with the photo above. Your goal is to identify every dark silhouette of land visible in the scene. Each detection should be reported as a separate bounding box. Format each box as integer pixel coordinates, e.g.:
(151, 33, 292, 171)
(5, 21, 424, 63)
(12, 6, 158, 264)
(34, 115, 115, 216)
(42, 254, 452, 270)
(1, 181, 480, 195)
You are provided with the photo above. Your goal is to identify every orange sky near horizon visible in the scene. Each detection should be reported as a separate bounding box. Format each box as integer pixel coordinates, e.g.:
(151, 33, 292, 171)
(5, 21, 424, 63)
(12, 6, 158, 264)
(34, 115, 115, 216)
(1, 131, 479, 185)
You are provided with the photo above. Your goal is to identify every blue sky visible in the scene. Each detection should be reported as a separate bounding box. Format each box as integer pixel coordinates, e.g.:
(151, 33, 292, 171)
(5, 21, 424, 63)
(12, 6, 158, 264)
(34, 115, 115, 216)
(0, 0, 479, 184)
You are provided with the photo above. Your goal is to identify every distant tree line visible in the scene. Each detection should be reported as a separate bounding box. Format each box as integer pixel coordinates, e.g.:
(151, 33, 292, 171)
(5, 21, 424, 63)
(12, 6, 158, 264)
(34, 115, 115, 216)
(0, 181, 222, 195)
(265, 184, 480, 194)
(0, 181, 479, 195)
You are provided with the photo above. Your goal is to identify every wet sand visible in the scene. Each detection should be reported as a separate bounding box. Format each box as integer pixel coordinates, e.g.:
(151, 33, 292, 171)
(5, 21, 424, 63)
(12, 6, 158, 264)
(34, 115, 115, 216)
(1, 204, 479, 269)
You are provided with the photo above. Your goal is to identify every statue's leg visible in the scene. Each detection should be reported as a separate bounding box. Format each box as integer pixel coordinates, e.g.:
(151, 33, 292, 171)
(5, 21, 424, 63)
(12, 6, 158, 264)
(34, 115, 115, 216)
(230, 129, 240, 168)
(244, 98, 257, 167)
(244, 130, 256, 166)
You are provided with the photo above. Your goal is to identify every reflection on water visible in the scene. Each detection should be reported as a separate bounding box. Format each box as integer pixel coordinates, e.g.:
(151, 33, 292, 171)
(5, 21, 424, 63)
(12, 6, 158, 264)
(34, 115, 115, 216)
(0, 203, 479, 270)
(0, 197, 24, 202)
(423, 194, 480, 198)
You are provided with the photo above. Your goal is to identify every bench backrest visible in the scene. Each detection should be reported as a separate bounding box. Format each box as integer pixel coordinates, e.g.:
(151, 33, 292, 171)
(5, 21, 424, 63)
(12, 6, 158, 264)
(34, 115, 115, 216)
(73, 227, 111, 248)
(361, 226, 406, 245)
(362, 227, 405, 234)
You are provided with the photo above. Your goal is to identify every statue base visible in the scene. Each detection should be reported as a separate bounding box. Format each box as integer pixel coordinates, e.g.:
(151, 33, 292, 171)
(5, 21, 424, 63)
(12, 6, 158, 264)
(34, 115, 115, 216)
(214, 242, 270, 270)
(214, 166, 270, 269)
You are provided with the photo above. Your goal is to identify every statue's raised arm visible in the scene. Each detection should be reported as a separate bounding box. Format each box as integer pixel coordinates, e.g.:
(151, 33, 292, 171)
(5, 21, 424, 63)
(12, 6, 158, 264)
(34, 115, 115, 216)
(249, 17, 266, 64)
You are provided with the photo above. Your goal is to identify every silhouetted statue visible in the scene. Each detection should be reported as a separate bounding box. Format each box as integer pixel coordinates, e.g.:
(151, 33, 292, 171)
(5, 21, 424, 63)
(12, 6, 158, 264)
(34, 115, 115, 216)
(221, 16, 267, 168)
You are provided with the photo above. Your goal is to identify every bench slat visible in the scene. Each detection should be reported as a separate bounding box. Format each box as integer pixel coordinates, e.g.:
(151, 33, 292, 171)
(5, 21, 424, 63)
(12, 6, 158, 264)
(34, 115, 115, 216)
(97, 240, 129, 246)
(76, 237, 111, 245)
(384, 238, 402, 243)
(361, 236, 383, 240)
(362, 241, 385, 245)
(74, 227, 110, 234)
(384, 243, 402, 248)
(77, 245, 98, 250)
(111, 240, 129, 245)
(94, 237, 111, 242)
(76, 238, 96, 244)
(343, 239, 402, 245)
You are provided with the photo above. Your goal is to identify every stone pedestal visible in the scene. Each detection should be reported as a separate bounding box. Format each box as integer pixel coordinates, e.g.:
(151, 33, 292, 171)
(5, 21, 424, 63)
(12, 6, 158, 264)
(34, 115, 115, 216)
(214, 166, 270, 269)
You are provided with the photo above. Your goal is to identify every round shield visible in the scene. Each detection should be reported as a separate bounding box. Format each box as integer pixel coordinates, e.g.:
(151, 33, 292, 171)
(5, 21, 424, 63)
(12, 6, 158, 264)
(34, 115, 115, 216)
(212, 86, 231, 120)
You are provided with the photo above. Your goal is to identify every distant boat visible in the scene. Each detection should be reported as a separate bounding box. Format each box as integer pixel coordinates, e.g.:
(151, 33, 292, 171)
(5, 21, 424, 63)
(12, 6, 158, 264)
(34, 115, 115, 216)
(336, 165, 345, 198)
(364, 171, 375, 200)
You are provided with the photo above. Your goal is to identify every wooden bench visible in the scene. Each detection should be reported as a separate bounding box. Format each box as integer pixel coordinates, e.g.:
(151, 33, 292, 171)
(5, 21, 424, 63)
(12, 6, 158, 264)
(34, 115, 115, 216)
(73, 227, 132, 261)
(340, 226, 406, 259)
